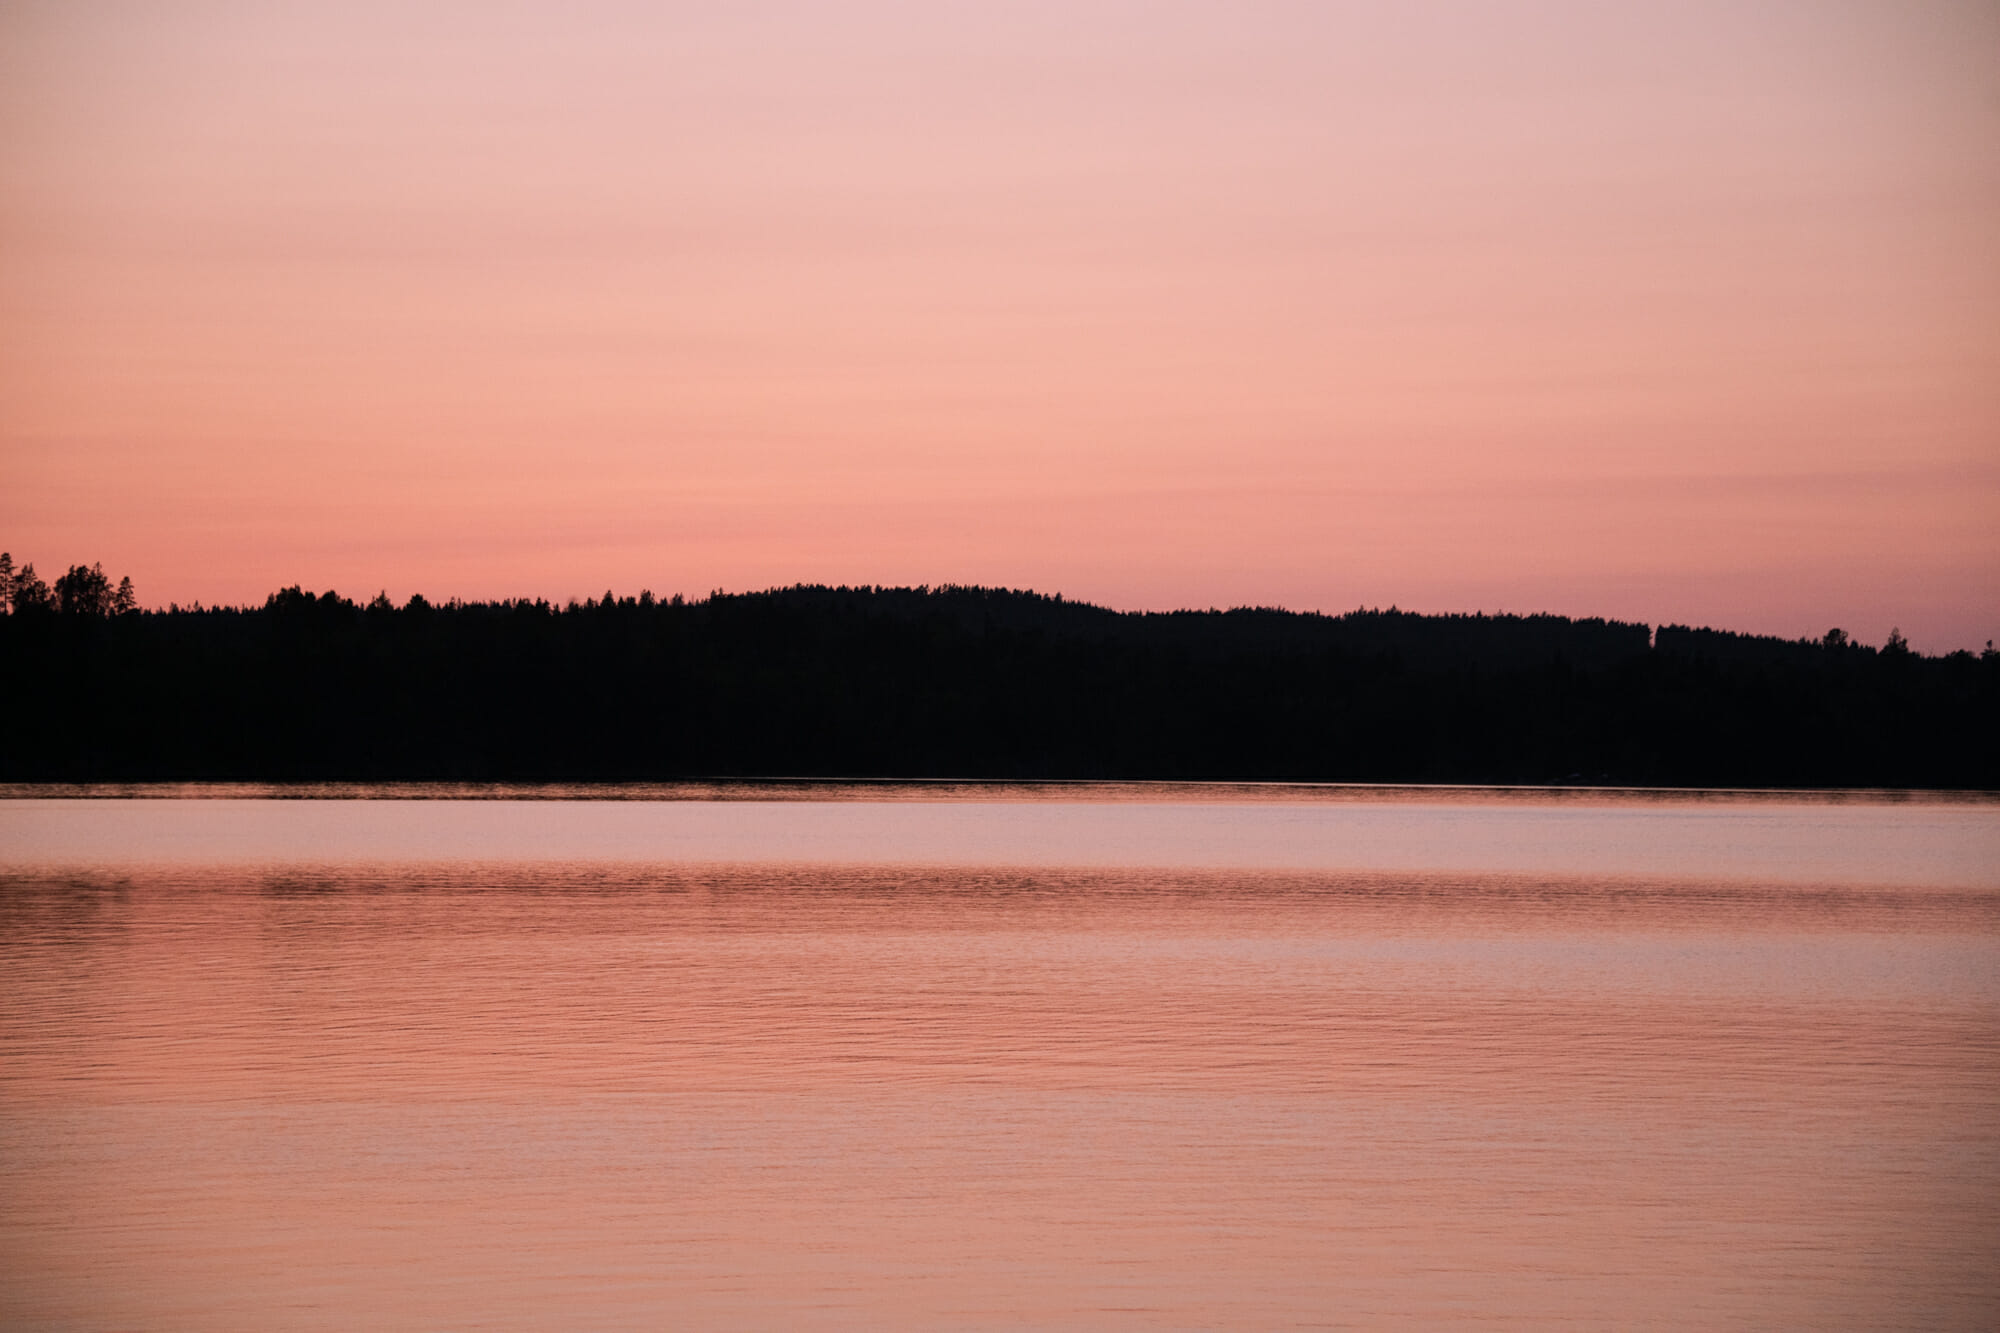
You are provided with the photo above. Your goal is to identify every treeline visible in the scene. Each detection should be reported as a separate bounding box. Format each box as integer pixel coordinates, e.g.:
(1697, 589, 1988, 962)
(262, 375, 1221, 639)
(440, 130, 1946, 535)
(1, 568, 1994, 787)
(0, 554, 137, 617)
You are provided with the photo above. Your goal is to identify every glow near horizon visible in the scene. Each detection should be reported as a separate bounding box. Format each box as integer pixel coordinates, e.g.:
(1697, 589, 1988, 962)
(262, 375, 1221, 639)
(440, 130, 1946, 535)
(2, 1, 1995, 650)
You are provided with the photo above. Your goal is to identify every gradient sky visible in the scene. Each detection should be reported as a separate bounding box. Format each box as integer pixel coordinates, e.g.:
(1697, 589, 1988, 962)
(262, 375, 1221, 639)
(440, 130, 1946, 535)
(3, 1, 1995, 650)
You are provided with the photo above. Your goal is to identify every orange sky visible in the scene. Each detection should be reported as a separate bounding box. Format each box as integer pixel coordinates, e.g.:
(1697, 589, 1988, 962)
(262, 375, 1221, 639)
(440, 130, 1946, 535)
(3, 1, 1995, 650)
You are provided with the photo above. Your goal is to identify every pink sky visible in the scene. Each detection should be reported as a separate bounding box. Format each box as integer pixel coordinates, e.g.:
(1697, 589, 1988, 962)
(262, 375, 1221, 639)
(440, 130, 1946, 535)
(3, 1, 1995, 650)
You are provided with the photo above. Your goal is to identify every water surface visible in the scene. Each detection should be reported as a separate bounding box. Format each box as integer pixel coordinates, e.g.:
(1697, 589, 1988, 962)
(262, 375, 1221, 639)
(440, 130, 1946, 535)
(2, 788, 1996, 1327)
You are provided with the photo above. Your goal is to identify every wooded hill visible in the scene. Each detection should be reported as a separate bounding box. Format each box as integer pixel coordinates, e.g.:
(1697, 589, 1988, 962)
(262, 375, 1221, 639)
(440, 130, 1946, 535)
(2, 581, 1993, 787)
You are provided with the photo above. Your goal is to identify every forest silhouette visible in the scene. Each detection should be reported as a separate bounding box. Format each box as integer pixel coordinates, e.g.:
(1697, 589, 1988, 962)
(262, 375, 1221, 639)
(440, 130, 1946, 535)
(1, 555, 1993, 787)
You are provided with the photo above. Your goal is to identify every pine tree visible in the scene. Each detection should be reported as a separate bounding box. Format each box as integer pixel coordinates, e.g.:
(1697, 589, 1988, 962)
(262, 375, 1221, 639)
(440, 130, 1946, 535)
(11, 562, 51, 612)
(113, 575, 138, 615)
(55, 562, 113, 616)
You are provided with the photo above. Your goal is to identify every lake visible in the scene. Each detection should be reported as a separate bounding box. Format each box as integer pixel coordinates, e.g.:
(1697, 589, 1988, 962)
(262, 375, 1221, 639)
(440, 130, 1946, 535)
(2, 786, 1996, 1328)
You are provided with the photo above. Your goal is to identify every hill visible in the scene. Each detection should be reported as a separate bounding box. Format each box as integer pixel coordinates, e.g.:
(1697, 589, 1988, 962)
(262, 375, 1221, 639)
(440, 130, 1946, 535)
(1, 581, 1993, 786)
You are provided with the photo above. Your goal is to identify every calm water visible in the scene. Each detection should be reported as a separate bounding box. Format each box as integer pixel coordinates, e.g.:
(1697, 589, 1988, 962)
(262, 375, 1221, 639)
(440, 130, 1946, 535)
(2, 789, 1997, 1328)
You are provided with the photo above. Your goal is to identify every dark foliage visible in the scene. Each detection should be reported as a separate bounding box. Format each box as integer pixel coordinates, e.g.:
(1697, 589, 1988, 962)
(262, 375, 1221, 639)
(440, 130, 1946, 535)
(1, 580, 1993, 786)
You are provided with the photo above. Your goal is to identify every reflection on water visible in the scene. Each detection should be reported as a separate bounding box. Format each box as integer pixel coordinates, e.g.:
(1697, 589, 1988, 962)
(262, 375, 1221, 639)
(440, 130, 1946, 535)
(5, 792, 1997, 886)
(2, 798, 1998, 1328)
(9, 779, 1995, 802)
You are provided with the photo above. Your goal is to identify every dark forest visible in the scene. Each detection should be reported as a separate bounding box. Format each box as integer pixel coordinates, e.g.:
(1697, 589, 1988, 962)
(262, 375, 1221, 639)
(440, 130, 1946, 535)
(1, 560, 1993, 787)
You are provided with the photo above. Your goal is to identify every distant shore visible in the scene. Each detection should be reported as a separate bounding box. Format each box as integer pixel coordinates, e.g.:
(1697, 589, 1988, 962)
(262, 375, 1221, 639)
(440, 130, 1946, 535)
(3, 583, 1994, 788)
(2, 780, 1996, 803)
